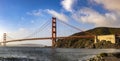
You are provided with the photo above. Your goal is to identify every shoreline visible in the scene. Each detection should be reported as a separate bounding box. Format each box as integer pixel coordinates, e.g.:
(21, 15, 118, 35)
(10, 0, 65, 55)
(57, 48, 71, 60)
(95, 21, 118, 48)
(87, 52, 120, 61)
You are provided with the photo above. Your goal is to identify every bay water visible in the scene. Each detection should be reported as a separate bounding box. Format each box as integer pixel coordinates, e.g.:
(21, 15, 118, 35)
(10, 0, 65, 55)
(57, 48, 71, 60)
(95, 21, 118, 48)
(0, 47, 120, 61)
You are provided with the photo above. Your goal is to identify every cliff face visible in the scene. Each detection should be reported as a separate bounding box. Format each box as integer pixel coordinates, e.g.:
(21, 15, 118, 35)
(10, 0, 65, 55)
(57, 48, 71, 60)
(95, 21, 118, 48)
(56, 27, 120, 48)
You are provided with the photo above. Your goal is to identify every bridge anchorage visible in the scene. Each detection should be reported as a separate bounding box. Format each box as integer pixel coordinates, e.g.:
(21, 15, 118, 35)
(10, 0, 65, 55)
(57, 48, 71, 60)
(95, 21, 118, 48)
(0, 17, 95, 48)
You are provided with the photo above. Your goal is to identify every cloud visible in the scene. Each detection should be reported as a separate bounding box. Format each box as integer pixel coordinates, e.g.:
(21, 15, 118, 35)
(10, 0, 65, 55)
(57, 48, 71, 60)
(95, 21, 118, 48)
(72, 8, 120, 27)
(27, 9, 43, 16)
(71, 0, 120, 27)
(93, 0, 120, 11)
(27, 9, 68, 22)
(47, 9, 68, 22)
(61, 0, 76, 12)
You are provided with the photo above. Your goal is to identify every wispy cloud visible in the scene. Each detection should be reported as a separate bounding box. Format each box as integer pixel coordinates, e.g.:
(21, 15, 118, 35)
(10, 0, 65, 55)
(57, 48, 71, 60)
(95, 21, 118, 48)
(72, 8, 120, 27)
(26, 0, 120, 28)
(61, 0, 120, 27)
(47, 9, 68, 22)
(27, 9, 44, 16)
(61, 0, 76, 12)
(93, 0, 120, 11)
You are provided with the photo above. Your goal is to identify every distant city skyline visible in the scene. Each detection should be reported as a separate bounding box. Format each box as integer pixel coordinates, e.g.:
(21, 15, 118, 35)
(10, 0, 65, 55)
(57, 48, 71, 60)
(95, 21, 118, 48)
(0, 0, 120, 46)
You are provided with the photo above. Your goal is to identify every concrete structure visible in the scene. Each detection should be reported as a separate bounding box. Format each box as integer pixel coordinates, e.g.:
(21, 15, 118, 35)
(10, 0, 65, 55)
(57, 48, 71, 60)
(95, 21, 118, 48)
(94, 34, 118, 43)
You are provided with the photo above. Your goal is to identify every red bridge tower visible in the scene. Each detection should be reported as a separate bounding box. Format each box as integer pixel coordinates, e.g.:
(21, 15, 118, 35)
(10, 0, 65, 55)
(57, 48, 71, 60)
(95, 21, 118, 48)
(52, 17, 57, 48)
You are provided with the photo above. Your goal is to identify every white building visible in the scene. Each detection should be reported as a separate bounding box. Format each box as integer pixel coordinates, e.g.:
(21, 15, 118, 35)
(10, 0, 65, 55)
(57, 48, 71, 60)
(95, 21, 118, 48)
(94, 34, 120, 43)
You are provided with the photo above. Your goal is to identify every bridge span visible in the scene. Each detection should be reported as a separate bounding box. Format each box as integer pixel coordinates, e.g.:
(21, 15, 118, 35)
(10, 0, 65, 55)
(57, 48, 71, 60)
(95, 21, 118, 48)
(1, 35, 94, 43)
(0, 17, 94, 47)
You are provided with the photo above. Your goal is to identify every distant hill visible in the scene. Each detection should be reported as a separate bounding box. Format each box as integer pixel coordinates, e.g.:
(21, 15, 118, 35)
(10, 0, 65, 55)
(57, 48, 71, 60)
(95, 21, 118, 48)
(56, 27, 120, 48)
(72, 27, 120, 36)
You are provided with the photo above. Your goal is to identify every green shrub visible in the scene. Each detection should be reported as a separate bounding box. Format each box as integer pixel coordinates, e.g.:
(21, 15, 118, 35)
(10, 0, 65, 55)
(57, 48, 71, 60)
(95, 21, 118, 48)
(112, 52, 120, 58)
(99, 53, 108, 57)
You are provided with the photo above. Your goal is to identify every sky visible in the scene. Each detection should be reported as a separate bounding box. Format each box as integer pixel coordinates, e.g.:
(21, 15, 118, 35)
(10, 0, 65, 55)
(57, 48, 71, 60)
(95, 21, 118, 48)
(0, 0, 120, 46)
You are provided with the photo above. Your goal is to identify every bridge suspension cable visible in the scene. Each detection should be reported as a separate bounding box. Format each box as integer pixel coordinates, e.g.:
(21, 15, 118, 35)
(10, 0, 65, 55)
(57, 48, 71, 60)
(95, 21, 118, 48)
(0, 17, 95, 47)
(57, 20, 94, 35)
(25, 19, 51, 38)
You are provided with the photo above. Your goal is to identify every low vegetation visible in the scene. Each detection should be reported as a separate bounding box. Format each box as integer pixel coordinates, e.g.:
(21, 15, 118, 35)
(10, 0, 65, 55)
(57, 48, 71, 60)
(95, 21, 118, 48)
(88, 52, 120, 61)
(56, 27, 120, 48)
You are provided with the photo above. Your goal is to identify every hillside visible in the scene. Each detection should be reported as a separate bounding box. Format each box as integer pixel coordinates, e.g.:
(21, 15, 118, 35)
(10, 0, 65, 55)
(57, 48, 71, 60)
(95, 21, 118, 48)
(56, 27, 120, 48)
(73, 27, 120, 36)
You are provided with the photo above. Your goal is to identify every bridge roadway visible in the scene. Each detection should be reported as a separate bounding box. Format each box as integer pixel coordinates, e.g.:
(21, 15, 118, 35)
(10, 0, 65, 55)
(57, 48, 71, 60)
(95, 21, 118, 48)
(0, 35, 94, 43)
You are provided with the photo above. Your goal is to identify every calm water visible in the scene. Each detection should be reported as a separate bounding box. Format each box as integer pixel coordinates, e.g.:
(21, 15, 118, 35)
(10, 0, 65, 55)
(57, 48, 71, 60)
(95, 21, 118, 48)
(0, 47, 120, 61)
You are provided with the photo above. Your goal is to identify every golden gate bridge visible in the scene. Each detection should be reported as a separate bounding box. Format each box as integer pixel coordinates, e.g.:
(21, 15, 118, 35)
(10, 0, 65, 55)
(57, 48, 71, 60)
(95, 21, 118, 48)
(0, 17, 95, 47)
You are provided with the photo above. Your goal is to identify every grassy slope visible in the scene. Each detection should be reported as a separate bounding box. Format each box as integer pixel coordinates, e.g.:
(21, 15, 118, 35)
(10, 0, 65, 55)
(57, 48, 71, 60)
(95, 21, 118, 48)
(56, 27, 120, 48)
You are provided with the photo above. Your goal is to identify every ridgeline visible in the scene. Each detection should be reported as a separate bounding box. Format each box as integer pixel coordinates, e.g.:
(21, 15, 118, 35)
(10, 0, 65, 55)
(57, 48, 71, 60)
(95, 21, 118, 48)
(56, 27, 120, 48)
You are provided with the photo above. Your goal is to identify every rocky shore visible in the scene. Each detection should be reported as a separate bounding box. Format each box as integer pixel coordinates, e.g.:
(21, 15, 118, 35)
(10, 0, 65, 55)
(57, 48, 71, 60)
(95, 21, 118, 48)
(87, 52, 120, 61)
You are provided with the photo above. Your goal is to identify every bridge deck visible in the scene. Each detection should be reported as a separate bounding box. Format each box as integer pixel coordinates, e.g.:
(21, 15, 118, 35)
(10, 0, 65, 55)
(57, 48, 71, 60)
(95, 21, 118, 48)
(1, 36, 94, 43)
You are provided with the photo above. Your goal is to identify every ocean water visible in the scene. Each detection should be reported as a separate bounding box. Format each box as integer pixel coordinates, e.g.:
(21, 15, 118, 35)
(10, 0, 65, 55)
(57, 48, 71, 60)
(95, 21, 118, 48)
(0, 47, 119, 61)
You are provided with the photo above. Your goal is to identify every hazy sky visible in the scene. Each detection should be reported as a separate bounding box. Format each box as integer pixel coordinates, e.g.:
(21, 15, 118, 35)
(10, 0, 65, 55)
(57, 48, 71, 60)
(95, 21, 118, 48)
(0, 0, 120, 46)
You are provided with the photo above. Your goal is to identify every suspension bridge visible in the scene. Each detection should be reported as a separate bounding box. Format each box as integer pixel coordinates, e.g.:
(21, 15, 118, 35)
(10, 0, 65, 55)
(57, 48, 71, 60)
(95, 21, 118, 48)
(0, 17, 95, 47)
